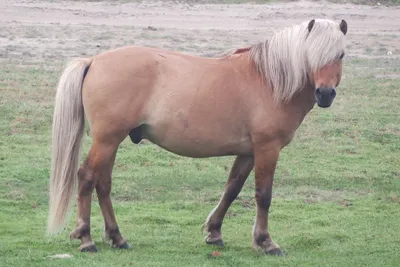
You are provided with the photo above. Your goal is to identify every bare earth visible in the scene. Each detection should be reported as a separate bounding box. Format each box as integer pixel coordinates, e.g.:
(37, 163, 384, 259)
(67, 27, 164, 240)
(0, 0, 399, 65)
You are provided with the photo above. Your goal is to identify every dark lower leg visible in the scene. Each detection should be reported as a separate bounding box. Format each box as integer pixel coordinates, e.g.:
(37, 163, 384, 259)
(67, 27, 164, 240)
(96, 152, 129, 249)
(205, 155, 254, 245)
(70, 160, 97, 252)
(252, 189, 281, 255)
(252, 146, 282, 256)
(98, 196, 129, 248)
(70, 141, 121, 252)
(97, 184, 129, 248)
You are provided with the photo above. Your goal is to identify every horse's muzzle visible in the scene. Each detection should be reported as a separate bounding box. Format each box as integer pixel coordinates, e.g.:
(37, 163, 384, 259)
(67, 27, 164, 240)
(315, 88, 336, 108)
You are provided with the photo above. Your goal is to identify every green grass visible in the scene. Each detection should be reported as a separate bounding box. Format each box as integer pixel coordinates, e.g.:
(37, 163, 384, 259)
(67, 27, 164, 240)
(1, 55, 400, 267)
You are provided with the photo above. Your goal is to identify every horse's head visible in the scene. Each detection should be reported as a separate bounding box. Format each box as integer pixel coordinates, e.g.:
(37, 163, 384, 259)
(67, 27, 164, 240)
(307, 19, 347, 108)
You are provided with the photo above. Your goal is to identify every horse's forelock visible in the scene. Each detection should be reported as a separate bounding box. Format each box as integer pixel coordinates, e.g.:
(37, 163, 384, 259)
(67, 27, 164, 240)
(306, 19, 346, 72)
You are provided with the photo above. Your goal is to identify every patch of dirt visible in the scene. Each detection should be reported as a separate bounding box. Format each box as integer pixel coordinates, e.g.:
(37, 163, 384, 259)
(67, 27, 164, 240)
(0, 0, 399, 66)
(275, 186, 373, 203)
(9, 117, 32, 135)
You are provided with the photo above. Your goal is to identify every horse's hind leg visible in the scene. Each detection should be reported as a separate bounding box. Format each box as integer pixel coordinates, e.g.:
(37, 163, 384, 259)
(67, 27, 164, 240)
(204, 155, 254, 247)
(96, 151, 130, 249)
(69, 139, 120, 252)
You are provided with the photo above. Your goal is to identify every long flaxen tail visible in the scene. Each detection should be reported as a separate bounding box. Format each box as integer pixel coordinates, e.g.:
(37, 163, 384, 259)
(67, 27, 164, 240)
(47, 58, 92, 234)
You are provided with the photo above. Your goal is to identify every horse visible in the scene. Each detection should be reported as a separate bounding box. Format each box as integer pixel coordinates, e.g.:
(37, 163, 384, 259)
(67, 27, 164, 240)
(47, 19, 348, 255)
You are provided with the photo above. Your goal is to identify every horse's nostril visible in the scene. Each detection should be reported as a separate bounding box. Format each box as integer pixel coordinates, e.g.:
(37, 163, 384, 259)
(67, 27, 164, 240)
(316, 88, 321, 97)
(331, 90, 336, 97)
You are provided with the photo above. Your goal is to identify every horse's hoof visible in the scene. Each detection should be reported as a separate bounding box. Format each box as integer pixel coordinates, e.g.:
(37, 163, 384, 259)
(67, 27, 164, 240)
(113, 241, 131, 249)
(206, 239, 225, 248)
(80, 244, 98, 253)
(265, 248, 284, 257)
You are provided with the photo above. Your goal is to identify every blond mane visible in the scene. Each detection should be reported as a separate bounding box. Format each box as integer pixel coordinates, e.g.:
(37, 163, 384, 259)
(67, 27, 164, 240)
(250, 19, 346, 103)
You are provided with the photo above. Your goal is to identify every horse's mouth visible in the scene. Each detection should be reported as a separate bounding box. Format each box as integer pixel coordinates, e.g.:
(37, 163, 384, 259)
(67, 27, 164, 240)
(317, 102, 332, 108)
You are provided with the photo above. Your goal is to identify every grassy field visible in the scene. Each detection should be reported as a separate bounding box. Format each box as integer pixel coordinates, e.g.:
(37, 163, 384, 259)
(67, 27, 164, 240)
(1, 56, 399, 267)
(1, 1, 400, 266)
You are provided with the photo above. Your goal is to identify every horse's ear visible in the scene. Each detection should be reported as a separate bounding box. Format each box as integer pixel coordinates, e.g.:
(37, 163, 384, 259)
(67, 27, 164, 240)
(340, 20, 347, 35)
(308, 19, 315, 33)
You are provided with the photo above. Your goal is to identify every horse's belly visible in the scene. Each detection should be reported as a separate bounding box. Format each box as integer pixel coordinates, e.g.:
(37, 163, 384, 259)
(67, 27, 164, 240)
(142, 125, 253, 158)
(137, 54, 254, 157)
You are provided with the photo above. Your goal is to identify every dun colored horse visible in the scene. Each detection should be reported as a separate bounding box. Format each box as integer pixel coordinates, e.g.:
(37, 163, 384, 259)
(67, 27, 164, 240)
(48, 19, 348, 255)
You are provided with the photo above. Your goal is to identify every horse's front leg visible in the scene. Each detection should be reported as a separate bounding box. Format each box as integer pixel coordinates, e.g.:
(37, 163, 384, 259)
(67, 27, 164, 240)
(204, 155, 254, 247)
(252, 144, 283, 256)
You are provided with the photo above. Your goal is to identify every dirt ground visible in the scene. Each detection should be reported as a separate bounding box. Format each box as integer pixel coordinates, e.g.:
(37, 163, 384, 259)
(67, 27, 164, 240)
(0, 0, 399, 65)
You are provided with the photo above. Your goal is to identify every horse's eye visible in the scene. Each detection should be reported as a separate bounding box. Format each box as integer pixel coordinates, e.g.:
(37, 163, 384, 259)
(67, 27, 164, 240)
(339, 52, 345, 59)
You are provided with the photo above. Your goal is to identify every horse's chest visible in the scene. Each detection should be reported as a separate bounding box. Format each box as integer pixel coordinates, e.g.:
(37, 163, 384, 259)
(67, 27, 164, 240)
(280, 131, 296, 148)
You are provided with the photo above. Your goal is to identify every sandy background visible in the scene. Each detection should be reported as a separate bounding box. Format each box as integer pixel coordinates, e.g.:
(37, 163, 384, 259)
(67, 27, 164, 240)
(0, 0, 399, 66)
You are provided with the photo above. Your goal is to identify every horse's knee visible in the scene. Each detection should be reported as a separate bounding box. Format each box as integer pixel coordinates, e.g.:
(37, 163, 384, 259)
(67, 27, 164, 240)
(255, 188, 272, 210)
(96, 179, 111, 198)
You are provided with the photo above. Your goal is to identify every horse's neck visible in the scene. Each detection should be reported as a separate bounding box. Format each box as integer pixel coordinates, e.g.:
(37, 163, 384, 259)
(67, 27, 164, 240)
(284, 83, 316, 123)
